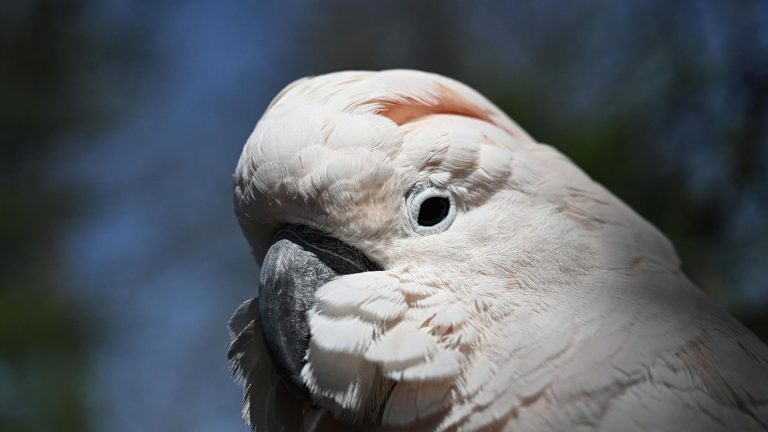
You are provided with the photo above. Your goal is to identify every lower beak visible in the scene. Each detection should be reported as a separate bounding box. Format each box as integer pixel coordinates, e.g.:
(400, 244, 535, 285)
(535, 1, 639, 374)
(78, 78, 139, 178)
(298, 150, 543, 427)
(257, 224, 381, 403)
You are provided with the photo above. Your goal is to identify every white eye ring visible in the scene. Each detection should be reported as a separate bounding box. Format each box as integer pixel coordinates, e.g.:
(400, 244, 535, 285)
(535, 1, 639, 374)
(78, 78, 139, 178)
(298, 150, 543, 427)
(405, 187, 457, 235)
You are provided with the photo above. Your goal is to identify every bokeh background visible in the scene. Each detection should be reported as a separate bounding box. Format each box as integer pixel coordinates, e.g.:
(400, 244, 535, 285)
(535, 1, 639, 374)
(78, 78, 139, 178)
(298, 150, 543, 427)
(2, 0, 767, 431)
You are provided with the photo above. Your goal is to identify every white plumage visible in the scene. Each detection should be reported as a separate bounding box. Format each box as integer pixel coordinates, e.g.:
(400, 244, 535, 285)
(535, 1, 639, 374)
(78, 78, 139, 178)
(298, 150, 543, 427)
(230, 69, 768, 431)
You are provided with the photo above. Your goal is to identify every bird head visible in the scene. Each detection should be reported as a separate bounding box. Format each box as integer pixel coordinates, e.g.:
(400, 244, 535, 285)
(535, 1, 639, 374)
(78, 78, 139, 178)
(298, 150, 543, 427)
(230, 70, 679, 430)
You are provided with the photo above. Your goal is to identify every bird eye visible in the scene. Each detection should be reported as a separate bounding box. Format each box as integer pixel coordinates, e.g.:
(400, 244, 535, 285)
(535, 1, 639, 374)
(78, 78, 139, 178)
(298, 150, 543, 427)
(405, 188, 457, 234)
(418, 196, 450, 226)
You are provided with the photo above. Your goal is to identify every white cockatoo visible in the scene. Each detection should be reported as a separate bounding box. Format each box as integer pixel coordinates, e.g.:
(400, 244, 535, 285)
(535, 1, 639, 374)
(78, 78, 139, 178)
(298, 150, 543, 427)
(228, 70, 768, 431)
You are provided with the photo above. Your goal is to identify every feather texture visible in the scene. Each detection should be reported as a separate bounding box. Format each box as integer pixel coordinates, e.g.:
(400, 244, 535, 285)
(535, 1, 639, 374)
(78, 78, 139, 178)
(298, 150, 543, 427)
(230, 70, 768, 431)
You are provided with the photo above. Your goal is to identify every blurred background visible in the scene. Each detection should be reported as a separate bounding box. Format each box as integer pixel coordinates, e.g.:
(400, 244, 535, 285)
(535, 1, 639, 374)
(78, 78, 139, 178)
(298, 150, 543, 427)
(2, 0, 767, 430)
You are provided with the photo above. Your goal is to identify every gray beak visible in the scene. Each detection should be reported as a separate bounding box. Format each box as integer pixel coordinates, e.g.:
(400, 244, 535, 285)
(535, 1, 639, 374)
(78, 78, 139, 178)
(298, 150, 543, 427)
(258, 224, 381, 403)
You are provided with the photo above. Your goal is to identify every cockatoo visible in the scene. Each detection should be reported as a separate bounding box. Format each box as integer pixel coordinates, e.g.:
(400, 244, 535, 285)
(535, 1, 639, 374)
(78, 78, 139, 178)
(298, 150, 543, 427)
(228, 70, 768, 431)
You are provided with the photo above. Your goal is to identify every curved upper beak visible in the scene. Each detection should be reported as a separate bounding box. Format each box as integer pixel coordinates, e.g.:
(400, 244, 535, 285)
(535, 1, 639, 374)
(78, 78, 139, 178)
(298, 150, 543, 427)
(257, 224, 381, 403)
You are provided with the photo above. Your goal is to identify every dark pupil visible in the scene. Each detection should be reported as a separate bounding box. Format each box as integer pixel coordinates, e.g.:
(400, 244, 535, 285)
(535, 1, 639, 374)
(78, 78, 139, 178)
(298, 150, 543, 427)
(418, 197, 450, 227)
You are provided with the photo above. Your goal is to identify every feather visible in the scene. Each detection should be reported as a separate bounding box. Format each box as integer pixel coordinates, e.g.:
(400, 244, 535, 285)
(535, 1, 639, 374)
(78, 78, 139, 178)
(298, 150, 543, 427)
(308, 312, 375, 355)
(357, 298, 407, 322)
(315, 273, 404, 319)
(382, 380, 453, 426)
(227, 299, 303, 431)
(397, 282, 436, 297)
(430, 301, 471, 328)
(365, 322, 438, 366)
(383, 349, 464, 382)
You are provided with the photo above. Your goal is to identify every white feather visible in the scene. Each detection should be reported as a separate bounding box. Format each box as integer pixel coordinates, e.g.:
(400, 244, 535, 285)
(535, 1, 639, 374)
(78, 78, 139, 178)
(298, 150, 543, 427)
(308, 312, 375, 354)
(397, 282, 436, 297)
(357, 298, 407, 322)
(383, 380, 453, 426)
(430, 301, 471, 328)
(384, 349, 464, 382)
(365, 322, 439, 366)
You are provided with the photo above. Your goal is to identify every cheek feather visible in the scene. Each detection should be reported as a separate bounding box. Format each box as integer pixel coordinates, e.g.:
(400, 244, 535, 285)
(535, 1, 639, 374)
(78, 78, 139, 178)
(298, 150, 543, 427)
(308, 314, 376, 355)
(364, 322, 440, 366)
(302, 268, 481, 424)
(315, 272, 406, 323)
(383, 380, 454, 426)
